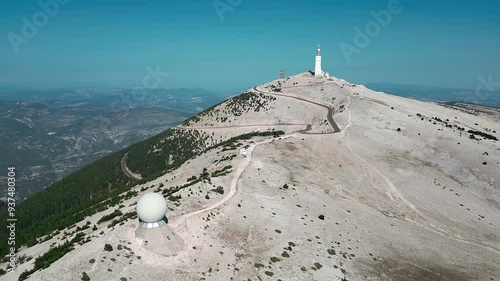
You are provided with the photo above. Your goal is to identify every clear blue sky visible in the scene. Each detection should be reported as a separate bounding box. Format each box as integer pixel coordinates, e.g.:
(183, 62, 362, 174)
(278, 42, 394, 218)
(1, 0, 499, 92)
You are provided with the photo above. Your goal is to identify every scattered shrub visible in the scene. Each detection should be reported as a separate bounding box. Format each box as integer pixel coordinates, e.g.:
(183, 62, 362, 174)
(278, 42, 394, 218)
(254, 263, 264, 268)
(212, 186, 224, 195)
(81, 272, 90, 281)
(104, 244, 113, 252)
(97, 210, 123, 224)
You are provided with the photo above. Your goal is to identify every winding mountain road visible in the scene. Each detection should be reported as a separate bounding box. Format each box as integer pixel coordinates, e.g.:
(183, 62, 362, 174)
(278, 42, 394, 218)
(252, 86, 341, 133)
(177, 123, 310, 130)
(169, 84, 347, 228)
(121, 152, 142, 180)
(170, 135, 291, 228)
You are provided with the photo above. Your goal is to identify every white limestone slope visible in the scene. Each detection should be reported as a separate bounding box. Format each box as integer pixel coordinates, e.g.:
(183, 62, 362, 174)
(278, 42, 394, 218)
(3, 72, 500, 281)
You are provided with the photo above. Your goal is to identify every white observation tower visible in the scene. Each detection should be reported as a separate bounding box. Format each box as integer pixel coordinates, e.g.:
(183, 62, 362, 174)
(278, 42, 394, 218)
(314, 43, 329, 78)
(315, 43, 322, 76)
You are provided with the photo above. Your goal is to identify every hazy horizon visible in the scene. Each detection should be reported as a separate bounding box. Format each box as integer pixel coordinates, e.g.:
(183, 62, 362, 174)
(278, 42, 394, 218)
(2, 0, 500, 93)
(0, 75, 485, 92)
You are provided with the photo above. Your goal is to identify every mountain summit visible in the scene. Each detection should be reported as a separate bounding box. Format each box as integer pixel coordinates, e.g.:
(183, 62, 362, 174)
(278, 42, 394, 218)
(3, 72, 499, 281)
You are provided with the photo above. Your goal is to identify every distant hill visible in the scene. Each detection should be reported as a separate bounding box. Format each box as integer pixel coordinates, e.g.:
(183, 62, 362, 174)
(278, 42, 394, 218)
(0, 88, 226, 200)
(366, 82, 500, 109)
(0, 87, 228, 114)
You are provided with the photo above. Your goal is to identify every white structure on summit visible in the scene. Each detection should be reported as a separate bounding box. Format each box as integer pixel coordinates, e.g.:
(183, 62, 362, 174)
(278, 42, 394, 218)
(135, 192, 184, 256)
(239, 145, 249, 157)
(314, 43, 329, 78)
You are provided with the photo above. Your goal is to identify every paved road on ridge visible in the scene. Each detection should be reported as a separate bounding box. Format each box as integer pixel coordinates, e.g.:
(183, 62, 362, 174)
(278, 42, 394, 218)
(177, 123, 310, 130)
(122, 85, 343, 181)
(252, 86, 341, 134)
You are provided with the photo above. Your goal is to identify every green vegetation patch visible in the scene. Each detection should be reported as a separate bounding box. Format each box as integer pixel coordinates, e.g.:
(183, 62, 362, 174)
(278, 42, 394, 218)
(314, 262, 323, 270)
(270, 257, 281, 263)
(468, 129, 498, 141)
(104, 244, 113, 252)
(211, 186, 224, 195)
(108, 212, 136, 229)
(264, 271, 274, 277)
(97, 209, 123, 224)
(127, 128, 210, 179)
(81, 272, 90, 281)
(211, 165, 232, 177)
(168, 194, 182, 202)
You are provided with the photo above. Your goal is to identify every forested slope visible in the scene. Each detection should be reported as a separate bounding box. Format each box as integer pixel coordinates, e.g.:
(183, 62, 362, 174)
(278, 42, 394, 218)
(0, 90, 279, 258)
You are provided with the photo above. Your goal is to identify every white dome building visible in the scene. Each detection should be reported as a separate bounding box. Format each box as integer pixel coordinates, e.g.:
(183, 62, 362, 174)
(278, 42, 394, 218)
(137, 192, 168, 227)
(135, 192, 184, 256)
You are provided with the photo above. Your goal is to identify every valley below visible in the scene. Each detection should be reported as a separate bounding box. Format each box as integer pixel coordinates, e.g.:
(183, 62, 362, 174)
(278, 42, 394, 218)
(0, 88, 223, 200)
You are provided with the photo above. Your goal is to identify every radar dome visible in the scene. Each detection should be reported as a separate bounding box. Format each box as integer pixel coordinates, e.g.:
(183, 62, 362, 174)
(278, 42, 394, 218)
(136, 193, 168, 223)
